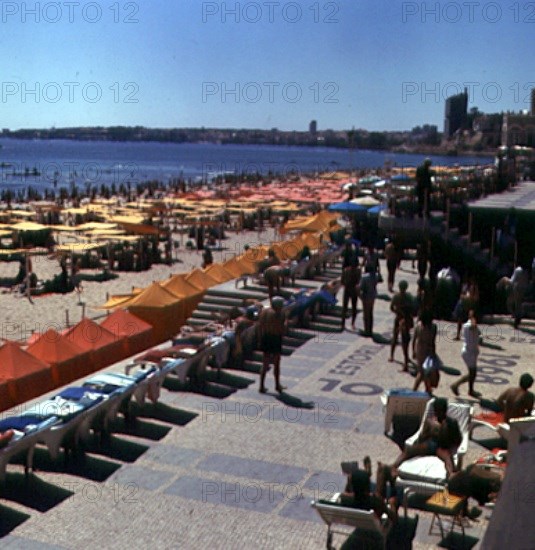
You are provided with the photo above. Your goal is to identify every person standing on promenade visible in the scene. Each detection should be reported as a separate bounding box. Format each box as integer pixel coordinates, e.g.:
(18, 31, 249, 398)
(416, 158, 433, 218)
(341, 262, 361, 331)
(258, 296, 287, 393)
(389, 280, 414, 371)
(416, 241, 429, 280)
(451, 309, 481, 398)
(359, 265, 378, 337)
(412, 310, 438, 392)
(511, 264, 529, 328)
(362, 246, 381, 280)
(341, 238, 358, 269)
(384, 238, 398, 293)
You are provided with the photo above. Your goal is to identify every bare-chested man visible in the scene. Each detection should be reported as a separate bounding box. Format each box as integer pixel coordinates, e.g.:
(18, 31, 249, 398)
(495, 373, 534, 423)
(264, 264, 286, 301)
(258, 296, 287, 393)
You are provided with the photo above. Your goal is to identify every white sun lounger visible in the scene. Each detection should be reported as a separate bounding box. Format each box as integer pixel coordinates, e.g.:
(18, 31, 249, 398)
(25, 394, 111, 460)
(0, 415, 61, 482)
(311, 493, 393, 550)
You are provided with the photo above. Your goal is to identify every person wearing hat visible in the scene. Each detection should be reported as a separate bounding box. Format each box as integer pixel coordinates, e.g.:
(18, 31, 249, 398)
(389, 280, 414, 371)
(257, 296, 287, 393)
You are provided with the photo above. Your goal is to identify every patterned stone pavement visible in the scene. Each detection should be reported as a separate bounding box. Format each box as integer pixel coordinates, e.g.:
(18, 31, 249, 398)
(1, 259, 532, 549)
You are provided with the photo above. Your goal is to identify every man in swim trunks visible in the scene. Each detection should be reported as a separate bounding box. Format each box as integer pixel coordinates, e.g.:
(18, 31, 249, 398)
(258, 296, 287, 393)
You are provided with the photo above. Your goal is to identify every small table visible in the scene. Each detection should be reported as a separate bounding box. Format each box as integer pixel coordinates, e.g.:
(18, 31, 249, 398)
(425, 491, 467, 541)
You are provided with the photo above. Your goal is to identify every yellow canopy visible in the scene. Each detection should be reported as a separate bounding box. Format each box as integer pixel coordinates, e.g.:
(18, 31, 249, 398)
(108, 215, 146, 225)
(185, 268, 219, 290)
(280, 211, 337, 234)
(122, 282, 181, 308)
(77, 222, 118, 231)
(98, 294, 134, 310)
(50, 225, 78, 232)
(11, 221, 48, 231)
(204, 263, 234, 283)
(162, 274, 202, 298)
(222, 257, 247, 278)
(56, 242, 105, 252)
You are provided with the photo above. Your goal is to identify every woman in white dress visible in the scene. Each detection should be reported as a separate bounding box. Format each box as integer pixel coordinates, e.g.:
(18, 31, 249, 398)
(451, 309, 481, 398)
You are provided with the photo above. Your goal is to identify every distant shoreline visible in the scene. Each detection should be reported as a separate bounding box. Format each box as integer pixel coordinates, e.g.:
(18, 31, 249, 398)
(0, 134, 497, 159)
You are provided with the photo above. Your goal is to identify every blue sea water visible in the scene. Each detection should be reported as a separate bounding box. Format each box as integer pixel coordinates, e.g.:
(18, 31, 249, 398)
(0, 138, 493, 192)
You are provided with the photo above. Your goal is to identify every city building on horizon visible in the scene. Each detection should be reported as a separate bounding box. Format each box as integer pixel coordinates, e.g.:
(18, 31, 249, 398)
(309, 120, 317, 135)
(444, 88, 469, 138)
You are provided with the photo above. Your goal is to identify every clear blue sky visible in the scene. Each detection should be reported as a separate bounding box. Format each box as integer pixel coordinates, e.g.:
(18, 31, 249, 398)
(1, 0, 533, 132)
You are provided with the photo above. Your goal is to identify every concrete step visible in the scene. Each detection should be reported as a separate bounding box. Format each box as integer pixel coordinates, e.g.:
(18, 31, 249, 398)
(208, 288, 267, 301)
(203, 295, 244, 307)
(313, 314, 343, 327)
(282, 336, 304, 348)
(197, 302, 235, 314)
(233, 360, 262, 374)
(190, 310, 217, 320)
(308, 321, 343, 333)
(286, 328, 318, 340)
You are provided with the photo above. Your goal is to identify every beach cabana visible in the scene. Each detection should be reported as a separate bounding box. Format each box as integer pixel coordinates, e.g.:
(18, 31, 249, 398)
(204, 263, 234, 284)
(100, 309, 154, 358)
(162, 274, 204, 320)
(26, 329, 91, 387)
(0, 342, 54, 408)
(185, 269, 219, 291)
(63, 318, 125, 371)
(222, 257, 248, 278)
(122, 283, 185, 344)
(0, 380, 13, 413)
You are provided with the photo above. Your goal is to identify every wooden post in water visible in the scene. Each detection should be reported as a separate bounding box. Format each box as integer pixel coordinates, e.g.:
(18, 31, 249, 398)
(82, 303, 86, 319)
(65, 309, 70, 328)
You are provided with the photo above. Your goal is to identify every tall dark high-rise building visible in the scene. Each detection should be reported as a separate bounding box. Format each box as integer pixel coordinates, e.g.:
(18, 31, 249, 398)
(531, 88, 535, 116)
(444, 88, 468, 137)
(309, 120, 317, 135)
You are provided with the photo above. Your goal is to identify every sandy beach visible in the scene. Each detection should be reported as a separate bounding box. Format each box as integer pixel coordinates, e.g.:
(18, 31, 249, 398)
(0, 226, 280, 342)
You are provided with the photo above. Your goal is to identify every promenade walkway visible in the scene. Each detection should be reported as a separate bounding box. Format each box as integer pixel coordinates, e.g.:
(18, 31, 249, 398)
(1, 259, 532, 549)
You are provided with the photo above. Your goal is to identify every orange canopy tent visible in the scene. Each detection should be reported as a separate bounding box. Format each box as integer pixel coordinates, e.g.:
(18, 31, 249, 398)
(26, 329, 91, 387)
(279, 211, 338, 234)
(123, 283, 185, 344)
(100, 309, 154, 357)
(204, 263, 234, 284)
(63, 318, 126, 371)
(0, 341, 55, 409)
(222, 257, 248, 278)
(162, 274, 204, 321)
(0, 380, 12, 413)
(185, 268, 219, 291)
